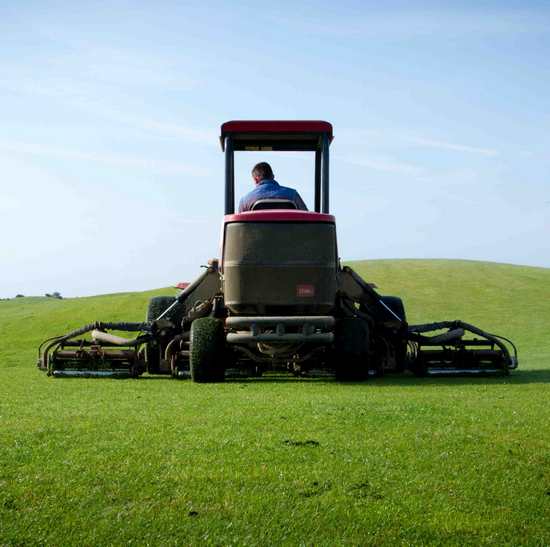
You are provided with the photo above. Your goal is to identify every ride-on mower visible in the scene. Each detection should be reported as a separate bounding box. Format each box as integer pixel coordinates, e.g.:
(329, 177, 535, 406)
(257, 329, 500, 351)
(37, 121, 518, 380)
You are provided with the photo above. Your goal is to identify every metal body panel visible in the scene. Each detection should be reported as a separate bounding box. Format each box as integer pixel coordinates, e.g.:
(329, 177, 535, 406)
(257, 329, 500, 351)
(222, 220, 338, 315)
(180, 269, 222, 314)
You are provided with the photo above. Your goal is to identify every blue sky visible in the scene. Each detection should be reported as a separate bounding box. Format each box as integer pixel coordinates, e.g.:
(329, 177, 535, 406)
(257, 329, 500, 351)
(1, 1, 549, 297)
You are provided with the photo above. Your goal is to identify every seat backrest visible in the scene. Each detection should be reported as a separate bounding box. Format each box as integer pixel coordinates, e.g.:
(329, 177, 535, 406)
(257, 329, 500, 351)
(251, 199, 297, 211)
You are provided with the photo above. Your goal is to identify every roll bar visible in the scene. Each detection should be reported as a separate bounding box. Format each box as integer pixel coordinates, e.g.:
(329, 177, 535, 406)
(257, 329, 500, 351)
(222, 132, 332, 215)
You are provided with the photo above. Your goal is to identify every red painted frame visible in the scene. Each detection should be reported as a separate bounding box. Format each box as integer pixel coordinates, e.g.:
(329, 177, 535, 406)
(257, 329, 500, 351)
(223, 211, 335, 224)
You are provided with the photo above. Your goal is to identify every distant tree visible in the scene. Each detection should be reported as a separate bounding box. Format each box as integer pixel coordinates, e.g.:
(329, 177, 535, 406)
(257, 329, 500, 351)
(52, 292, 62, 299)
(15, 294, 24, 298)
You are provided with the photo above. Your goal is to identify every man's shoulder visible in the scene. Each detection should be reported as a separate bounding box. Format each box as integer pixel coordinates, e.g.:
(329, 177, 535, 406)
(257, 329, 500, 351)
(276, 184, 300, 197)
(259, 178, 279, 187)
(279, 184, 297, 193)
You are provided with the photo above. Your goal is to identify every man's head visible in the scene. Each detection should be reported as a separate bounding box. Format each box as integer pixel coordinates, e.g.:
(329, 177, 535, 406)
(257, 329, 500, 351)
(251, 162, 274, 184)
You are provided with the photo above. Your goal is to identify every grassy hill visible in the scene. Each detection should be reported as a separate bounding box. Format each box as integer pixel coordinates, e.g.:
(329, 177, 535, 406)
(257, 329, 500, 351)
(1, 260, 549, 545)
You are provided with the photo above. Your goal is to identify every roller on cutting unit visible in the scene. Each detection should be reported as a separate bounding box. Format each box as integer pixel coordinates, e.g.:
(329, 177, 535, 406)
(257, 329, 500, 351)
(37, 121, 518, 380)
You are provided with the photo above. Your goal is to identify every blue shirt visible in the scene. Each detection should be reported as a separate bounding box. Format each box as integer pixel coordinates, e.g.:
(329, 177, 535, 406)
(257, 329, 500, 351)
(238, 179, 308, 213)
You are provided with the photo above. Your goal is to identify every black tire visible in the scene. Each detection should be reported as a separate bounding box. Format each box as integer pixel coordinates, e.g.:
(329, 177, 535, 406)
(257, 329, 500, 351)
(190, 317, 225, 383)
(145, 296, 184, 374)
(334, 317, 370, 381)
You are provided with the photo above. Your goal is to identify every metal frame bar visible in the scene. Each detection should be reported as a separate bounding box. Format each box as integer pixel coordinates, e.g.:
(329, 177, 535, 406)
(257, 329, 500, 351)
(226, 316, 335, 328)
(225, 136, 235, 214)
(227, 332, 334, 343)
(321, 133, 330, 213)
(314, 149, 321, 212)
(224, 132, 330, 215)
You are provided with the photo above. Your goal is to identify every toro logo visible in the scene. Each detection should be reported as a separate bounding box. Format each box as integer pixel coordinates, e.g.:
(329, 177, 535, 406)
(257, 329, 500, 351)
(296, 284, 315, 298)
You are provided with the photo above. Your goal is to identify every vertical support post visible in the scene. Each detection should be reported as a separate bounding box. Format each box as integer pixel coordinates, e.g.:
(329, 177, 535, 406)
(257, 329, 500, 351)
(314, 149, 321, 213)
(321, 133, 330, 214)
(225, 136, 235, 214)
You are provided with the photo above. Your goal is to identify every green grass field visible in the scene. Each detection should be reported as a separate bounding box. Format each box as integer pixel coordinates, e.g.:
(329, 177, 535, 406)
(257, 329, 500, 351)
(1, 260, 549, 545)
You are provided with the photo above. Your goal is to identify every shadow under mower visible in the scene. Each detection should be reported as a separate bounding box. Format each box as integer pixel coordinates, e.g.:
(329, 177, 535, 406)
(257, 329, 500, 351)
(38, 121, 518, 380)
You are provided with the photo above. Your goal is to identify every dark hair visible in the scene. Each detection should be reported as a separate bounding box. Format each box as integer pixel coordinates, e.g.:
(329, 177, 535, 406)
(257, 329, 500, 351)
(252, 162, 274, 180)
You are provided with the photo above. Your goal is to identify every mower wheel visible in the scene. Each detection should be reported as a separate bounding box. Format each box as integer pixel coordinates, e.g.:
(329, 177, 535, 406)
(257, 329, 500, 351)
(190, 317, 226, 383)
(145, 296, 184, 374)
(334, 317, 370, 381)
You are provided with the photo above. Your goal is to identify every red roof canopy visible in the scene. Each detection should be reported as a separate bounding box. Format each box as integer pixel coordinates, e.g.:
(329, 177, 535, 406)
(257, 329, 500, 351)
(220, 120, 333, 151)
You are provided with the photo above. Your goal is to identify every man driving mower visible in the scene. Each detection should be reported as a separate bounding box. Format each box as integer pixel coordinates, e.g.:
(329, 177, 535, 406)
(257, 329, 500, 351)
(238, 162, 307, 212)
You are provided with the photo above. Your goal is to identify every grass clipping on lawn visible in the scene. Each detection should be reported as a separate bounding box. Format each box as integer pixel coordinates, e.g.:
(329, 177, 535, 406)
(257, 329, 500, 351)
(1, 259, 549, 545)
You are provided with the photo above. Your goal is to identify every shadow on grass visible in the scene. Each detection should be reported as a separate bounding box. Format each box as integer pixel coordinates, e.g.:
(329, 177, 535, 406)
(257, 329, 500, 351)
(139, 374, 331, 383)
(139, 369, 550, 385)
(224, 369, 550, 386)
(368, 368, 550, 387)
(229, 368, 550, 386)
(225, 376, 331, 384)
